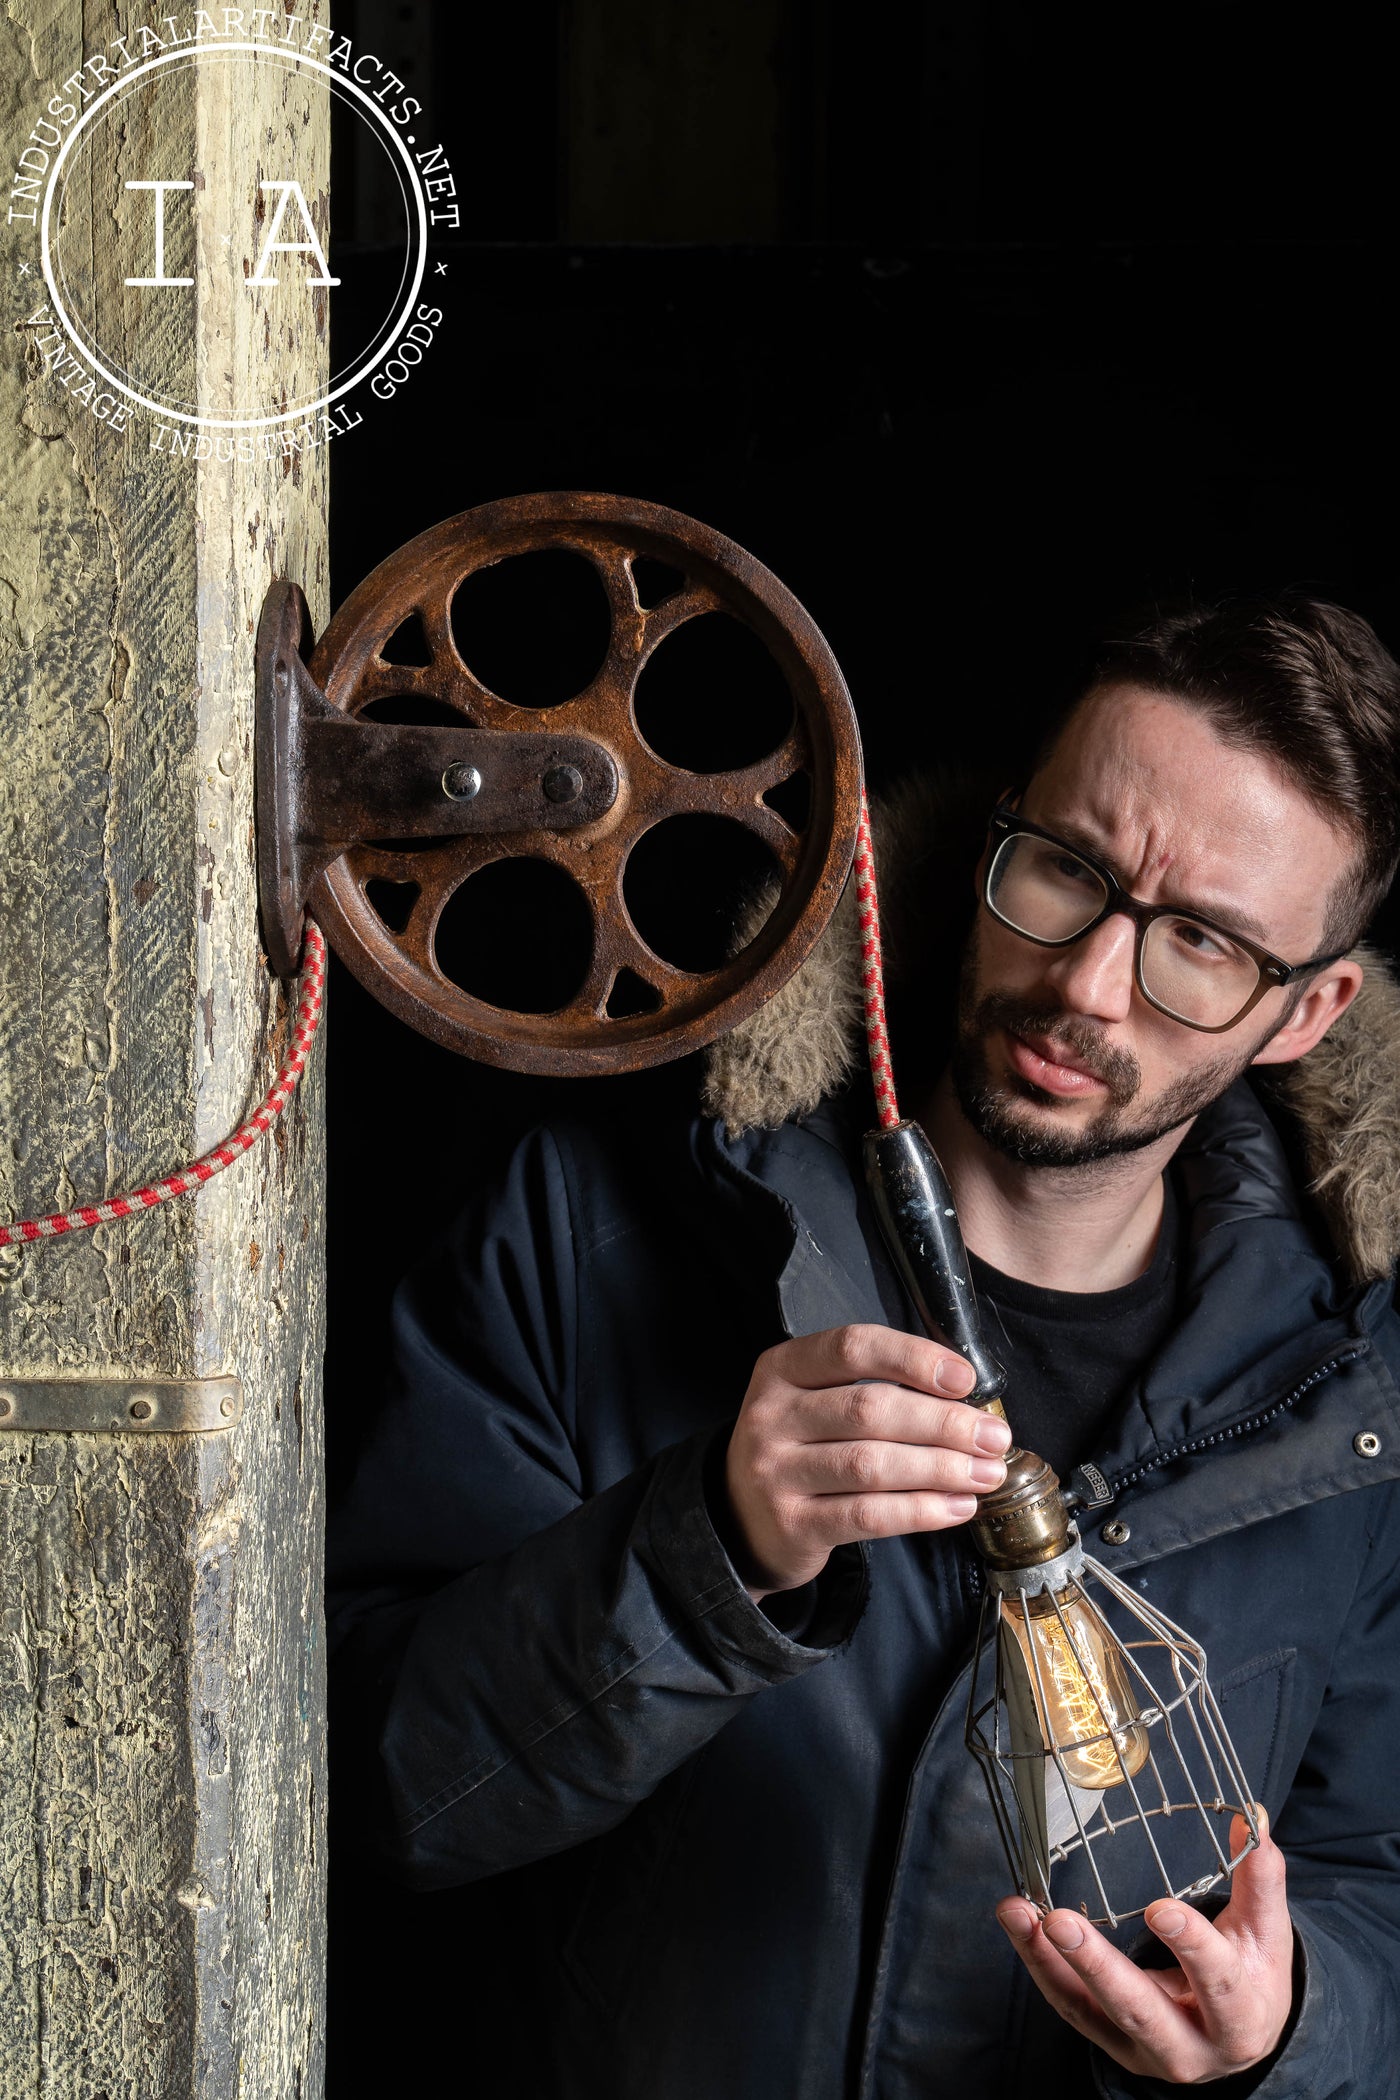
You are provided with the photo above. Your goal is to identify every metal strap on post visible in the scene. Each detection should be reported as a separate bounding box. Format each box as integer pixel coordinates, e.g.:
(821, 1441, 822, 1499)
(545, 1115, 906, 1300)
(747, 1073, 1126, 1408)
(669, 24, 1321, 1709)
(0, 1376, 243, 1433)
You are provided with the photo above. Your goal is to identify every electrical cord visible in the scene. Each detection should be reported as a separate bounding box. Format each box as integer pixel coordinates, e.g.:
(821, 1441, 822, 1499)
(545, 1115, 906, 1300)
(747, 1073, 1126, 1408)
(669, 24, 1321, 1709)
(855, 784, 900, 1129)
(0, 919, 327, 1249)
(0, 784, 893, 1247)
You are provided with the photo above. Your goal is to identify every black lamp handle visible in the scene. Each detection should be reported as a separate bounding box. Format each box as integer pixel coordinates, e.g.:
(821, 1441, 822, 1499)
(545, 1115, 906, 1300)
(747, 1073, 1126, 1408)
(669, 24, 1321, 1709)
(863, 1120, 1008, 1409)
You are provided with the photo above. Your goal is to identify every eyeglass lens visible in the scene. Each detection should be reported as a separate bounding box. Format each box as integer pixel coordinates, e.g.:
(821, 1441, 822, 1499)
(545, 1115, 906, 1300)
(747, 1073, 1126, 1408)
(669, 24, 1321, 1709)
(987, 833, 1261, 1028)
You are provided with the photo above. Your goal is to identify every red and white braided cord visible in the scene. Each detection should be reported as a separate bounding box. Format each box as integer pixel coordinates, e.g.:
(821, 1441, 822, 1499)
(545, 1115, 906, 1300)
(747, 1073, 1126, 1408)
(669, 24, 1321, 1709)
(0, 919, 327, 1250)
(855, 785, 900, 1130)
(1, 798, 891, 1245)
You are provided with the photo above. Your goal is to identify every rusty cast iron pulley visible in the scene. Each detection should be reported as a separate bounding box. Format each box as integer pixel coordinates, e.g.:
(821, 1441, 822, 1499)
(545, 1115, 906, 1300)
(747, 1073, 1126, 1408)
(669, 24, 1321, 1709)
(256, 491, 864, 1075)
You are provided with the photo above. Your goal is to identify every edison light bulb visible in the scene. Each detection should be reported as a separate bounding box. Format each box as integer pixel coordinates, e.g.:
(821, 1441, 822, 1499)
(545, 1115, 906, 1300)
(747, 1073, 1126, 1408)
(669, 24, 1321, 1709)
(999, 1583, 1150, 1790)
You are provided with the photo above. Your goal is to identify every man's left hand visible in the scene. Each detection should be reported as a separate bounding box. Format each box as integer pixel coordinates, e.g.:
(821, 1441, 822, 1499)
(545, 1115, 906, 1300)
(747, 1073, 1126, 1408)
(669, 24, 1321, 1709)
(997, 1810, 1295, 2084)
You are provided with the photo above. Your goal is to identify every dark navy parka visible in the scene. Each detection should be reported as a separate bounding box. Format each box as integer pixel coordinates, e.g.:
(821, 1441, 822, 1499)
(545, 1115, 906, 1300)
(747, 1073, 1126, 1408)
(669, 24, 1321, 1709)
(327, 1074, 1400, 2098)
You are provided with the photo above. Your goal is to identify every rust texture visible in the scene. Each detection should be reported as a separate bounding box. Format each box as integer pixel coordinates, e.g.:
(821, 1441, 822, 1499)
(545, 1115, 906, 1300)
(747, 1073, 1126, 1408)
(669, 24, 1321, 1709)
(260, 491, 864, 1074)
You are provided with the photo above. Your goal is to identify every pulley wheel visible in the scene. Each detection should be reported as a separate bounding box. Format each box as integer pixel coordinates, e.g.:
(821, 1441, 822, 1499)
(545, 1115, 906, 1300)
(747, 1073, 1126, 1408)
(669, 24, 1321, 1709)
(305, 491, 862, 1075)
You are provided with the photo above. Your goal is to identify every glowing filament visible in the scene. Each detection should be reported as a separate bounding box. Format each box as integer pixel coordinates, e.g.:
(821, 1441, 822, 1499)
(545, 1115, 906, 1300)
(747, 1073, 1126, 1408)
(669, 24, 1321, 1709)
(1001, 1584, 1151, 1790)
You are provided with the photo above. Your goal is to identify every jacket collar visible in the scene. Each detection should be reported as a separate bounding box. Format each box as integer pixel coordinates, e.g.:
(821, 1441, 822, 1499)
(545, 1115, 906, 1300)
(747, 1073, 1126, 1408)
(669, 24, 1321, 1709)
(702, 766, 1400, 1289)
(701, 1072, 1400, 1570)
(698, 765, 1400, 1559)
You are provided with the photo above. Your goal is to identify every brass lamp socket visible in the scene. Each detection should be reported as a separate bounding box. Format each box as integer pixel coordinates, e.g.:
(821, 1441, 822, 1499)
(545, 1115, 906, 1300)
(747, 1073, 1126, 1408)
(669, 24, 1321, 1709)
(970, 1447, 1074, 1571)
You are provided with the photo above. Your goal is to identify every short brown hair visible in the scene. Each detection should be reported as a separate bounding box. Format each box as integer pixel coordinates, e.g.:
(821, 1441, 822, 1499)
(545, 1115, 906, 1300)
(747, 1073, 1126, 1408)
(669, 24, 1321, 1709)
(1066, 590, 1400, 949)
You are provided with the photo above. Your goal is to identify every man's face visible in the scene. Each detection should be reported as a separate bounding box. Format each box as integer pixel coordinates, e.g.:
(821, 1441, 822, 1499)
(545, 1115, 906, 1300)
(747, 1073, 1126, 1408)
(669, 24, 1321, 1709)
(953, 685, 1357, 1169)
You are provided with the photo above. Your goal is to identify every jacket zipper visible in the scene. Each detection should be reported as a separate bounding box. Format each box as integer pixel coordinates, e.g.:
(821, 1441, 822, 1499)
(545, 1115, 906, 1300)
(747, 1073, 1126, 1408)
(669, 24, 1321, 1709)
(960, 1345, 1369, 1594)
(1102, 1344, 1367, 1500)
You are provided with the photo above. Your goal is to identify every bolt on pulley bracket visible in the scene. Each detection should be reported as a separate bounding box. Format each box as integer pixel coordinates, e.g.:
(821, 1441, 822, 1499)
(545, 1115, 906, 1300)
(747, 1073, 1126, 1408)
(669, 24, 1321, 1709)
(255, 577, 620, 981)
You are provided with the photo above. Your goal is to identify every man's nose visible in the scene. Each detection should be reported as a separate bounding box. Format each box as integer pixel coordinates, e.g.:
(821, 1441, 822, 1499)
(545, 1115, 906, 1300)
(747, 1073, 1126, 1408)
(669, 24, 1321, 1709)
(1041, 912, 1137, 1023)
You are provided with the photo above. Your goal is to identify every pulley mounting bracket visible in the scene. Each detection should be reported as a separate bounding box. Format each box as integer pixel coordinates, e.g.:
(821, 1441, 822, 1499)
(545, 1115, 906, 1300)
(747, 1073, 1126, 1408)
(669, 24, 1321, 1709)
(255, 579, 620, 981)
(254, 491, 863, 1076)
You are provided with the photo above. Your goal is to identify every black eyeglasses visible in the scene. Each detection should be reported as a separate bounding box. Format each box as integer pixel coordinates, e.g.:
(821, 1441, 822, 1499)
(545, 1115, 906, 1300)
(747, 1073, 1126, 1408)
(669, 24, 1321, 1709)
(983, 803, 1347, 1034)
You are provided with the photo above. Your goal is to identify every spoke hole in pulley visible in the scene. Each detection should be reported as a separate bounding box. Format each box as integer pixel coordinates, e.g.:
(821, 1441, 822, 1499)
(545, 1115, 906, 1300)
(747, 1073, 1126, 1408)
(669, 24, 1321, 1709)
(376, 612, 434, 667)
(634, 612, 794, 773)
(357, 694, 467, 728)
(631, 556, 686, 610)
(763, 771, 811, 833)
(434, 857, 593, 1013)
(605, 967, 663, 1020)
(623, 815, 782, 974)
(450, 549, 612, 708)
(364, 877, 420, 935)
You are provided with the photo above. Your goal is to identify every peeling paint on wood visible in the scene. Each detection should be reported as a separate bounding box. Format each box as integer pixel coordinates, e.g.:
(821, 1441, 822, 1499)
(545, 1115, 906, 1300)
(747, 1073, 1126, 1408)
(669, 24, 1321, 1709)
(0, 7, 329, 2095)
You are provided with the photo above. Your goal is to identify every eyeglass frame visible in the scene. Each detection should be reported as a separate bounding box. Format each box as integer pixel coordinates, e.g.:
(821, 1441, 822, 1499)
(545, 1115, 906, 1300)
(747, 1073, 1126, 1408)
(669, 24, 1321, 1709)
(982, 801, 1349, 1034)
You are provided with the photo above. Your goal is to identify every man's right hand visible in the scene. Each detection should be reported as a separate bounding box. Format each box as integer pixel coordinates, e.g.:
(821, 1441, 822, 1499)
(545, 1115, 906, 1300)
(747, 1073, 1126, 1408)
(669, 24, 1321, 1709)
(722, 1324, 1012, 1597)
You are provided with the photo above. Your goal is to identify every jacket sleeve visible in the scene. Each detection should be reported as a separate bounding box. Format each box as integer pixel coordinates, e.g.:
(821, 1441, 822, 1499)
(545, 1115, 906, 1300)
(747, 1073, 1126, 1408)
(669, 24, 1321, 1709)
(1093, 1476, 1400, 2100)
(326, 1124, 868, 1892)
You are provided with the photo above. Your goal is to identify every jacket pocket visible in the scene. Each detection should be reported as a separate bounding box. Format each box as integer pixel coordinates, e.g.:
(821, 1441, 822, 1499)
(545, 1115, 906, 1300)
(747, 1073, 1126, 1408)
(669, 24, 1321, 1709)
(559, 1754, 703, 2022)
(1212, 1646, 1297, 1817)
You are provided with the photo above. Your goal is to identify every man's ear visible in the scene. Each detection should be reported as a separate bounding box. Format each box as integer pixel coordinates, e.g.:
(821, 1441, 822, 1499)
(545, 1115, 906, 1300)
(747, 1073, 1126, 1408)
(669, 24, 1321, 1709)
(1250, 959, 1365, 1068)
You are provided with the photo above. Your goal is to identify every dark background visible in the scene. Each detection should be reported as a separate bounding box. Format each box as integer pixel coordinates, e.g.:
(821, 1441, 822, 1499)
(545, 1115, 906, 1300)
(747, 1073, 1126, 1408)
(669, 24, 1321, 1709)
(321, 3, 1398, 2087)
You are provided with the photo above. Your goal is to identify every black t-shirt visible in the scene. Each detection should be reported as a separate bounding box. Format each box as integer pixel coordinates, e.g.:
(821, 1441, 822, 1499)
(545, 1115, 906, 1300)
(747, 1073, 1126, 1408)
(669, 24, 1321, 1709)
(964, 1174, 1182, 1480)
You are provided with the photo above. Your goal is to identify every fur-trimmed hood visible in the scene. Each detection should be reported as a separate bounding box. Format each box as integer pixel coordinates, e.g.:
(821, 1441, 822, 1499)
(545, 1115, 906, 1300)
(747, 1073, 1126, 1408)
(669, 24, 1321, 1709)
(702, 770, 1400, 1285)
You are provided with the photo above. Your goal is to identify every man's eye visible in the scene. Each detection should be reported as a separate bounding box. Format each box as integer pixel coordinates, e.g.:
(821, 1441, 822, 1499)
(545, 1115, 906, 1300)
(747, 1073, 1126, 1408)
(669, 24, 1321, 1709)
(1169, 919, 1233, 963)
(1052, 854, 1099, 887)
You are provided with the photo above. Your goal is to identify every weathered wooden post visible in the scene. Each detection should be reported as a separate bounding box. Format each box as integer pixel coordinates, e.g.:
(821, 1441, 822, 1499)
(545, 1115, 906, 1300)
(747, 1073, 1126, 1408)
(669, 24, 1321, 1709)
(0, 7, 330, 2094)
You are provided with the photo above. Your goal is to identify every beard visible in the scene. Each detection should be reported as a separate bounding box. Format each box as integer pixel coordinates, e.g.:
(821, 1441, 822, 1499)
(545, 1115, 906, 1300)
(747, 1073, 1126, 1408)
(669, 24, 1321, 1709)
(950, 925, 1279, 1170)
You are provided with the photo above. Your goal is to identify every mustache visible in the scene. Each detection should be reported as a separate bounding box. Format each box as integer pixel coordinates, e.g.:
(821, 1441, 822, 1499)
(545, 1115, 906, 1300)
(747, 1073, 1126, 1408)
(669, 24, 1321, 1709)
(969, 992, 1142, 1105)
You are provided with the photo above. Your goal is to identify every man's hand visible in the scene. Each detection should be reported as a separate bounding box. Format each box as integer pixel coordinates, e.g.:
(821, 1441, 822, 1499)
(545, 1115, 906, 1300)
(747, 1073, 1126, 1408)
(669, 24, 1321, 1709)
(997, 1810, 1295, 2084)
(722, 1323, 1011, 1596)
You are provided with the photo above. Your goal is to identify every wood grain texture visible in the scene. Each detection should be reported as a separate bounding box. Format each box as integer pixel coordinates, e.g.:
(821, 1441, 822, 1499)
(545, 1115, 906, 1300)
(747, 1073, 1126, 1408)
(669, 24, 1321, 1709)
(0, 7, 330, 2094)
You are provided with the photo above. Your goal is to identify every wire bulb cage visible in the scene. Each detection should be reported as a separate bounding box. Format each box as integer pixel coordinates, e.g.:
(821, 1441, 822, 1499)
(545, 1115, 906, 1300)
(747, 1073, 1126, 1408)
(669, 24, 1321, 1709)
(965, 1533, 1259, 1927)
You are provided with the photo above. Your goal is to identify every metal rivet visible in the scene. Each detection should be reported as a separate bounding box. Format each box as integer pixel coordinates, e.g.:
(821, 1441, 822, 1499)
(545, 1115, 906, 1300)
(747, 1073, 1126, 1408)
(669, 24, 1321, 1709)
(0, 1394, 12, 1418)
(1354, 1431, 1382, 1459)
(219, 1395, 236, 1418)
(216, 744, 237, 777)
(543, 763, 583, 804)
(1101, 1520, 1131, 1546)
(129, 1398, 153, 1422)
(442, 762, 481, 801)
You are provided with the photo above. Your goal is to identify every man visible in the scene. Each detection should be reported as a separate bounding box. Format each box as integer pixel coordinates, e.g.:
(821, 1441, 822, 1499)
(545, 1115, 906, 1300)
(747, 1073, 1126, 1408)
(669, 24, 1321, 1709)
(328, 591, 1400, 2098)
